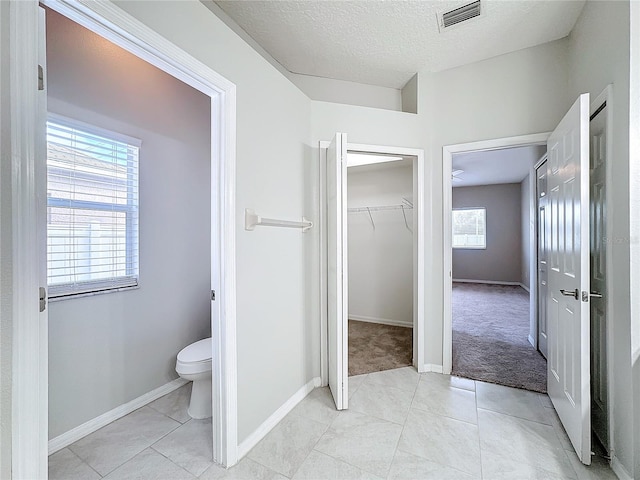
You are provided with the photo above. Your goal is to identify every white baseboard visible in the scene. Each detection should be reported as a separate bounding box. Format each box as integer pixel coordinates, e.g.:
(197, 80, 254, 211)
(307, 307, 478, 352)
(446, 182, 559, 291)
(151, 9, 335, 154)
(421, 364, 443, 374)
(454, 279, 520, 286)
(349, 314, 412, 328)
(453, 279, 530, 293)
(528, 335, 535, 348)
(237, 376, 321, 460)
(611, 456, 634, 480)
(48, 378, 188, 455)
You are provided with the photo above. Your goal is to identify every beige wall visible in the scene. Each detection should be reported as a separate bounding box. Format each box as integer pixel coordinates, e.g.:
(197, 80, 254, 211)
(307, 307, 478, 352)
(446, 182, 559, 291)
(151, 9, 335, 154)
(452, 184, 523, 284)
(46, 9, 212, 438)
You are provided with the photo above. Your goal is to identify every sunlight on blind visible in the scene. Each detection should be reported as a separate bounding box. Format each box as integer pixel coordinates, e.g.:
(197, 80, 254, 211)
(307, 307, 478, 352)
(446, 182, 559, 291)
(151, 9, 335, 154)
(47, 117, 140, 298)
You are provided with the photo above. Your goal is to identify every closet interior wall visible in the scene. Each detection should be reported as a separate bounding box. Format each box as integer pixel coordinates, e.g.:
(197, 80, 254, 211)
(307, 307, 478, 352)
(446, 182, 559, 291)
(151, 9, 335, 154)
(347, 160, 413, 327)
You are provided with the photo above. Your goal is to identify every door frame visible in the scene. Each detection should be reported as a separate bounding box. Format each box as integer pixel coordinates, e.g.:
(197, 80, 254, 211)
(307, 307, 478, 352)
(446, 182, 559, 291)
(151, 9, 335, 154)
(442, 133, 550, 374)
(9, 0, 239, 473)
(589, 85, 615, 457)
(533, 153, 548, 353)
(319, 141, 426, 384)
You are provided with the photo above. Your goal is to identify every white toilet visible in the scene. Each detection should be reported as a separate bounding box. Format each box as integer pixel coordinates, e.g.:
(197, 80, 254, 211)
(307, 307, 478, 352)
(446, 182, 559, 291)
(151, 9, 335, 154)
(175, 337, 212, 419)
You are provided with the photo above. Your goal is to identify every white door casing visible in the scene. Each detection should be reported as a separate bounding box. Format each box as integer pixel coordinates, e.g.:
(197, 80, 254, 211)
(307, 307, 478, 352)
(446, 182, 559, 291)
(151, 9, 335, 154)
(327, 133, 348, 409)
(442, 133, 550, 375)
(14, 0, 239, 470)
(536, 156, 549, 359)
(546, 93, 591, 465)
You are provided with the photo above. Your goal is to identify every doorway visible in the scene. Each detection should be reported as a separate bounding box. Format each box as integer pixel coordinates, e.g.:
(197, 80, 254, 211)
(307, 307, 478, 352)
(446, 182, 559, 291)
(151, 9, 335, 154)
(321, 137, 425, 410)
(347, 157, 415, 376)
(9, 1, 238, 474)
(448, 145, 547, 393)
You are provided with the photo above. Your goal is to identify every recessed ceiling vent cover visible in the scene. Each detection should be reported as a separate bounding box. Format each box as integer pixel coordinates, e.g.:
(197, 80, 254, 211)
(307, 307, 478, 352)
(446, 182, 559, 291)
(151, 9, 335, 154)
(440, 1, 481, 29)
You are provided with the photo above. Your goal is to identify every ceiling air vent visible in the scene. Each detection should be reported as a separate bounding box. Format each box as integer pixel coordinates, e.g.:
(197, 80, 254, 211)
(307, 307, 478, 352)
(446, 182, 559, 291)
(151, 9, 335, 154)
(440, 1, 481, 29)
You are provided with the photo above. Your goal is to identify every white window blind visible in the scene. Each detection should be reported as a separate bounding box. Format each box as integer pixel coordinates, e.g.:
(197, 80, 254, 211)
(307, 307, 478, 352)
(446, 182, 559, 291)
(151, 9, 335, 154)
(452, 207, 486, 249)
(47, 116, 140, 298)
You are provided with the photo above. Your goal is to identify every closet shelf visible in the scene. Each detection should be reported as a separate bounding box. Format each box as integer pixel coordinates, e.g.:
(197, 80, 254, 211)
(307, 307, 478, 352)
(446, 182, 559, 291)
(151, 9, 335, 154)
(347, 201, 413, 231)
(347, 204, 412, 213)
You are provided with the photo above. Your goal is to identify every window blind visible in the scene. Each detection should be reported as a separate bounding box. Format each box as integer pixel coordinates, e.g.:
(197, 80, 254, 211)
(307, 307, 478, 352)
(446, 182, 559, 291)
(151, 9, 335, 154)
(47, 116, 140, 298)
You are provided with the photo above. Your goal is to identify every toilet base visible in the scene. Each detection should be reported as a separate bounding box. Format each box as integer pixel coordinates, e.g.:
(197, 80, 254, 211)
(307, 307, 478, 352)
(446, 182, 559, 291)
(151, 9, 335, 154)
(188, 378, 212, 419)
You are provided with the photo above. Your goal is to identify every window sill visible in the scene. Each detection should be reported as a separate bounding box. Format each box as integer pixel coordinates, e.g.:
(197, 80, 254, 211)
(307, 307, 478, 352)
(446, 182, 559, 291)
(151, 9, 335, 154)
(48, 285, 140, 303)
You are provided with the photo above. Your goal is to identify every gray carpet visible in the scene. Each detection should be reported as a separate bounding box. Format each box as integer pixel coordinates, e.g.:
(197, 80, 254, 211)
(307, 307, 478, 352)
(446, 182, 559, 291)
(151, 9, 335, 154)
(348, 320, 412, 376)
(452, 282, 547, 393)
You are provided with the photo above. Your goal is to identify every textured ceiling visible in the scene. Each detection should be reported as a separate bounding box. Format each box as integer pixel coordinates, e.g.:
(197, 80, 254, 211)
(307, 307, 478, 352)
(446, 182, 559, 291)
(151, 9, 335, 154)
(213, 0, 585, 88)
(452, 145, 546, 187)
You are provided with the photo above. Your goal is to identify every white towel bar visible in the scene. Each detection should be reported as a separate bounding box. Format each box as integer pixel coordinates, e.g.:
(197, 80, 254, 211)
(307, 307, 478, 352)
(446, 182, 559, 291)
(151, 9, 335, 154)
(244, 209, 313, 233)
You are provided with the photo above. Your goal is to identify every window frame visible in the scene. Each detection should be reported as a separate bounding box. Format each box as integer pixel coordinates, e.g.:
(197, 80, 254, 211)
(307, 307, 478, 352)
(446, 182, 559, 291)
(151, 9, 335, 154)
(452, 207, 487, 250)
(46, 113, 141, 299)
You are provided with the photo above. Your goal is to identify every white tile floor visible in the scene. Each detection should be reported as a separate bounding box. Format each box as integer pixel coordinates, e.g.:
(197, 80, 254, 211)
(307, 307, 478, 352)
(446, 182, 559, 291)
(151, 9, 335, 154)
(49, 368, 617, 479)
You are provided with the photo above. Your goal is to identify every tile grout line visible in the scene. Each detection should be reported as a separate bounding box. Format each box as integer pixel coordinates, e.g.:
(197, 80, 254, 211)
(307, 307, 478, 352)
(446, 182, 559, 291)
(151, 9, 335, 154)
(284, 415, 332, 480)
(385, 376, 421, 479)
(474, 380, 485, 480)
(475, 405, 554, 427)
(66, 447, 104, 479)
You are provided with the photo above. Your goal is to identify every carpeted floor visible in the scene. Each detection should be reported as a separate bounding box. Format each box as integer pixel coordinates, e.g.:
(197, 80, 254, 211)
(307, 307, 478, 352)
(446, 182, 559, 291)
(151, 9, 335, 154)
(348, 320, 412, 376)
(452, 282, 548, 393)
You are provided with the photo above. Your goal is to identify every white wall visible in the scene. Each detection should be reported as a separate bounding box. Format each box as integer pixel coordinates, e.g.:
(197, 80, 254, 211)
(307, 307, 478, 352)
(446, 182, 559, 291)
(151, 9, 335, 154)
(311, 100, 437, 364)
(452, 184, 523, 283)
(0, 1, 12, 476)
(347, 163, 413, 327)
(114, 1, 316, 444)
(566, 1, 634, 474)
(401, 74, 418, 114)
(521, 175, 531, 289)
(289, 73, 402, 112)
(45, 9, 212, 438)
(312, 38, 570, 369)
(631, 4, 640, 478)
(427, 38, 571, 365)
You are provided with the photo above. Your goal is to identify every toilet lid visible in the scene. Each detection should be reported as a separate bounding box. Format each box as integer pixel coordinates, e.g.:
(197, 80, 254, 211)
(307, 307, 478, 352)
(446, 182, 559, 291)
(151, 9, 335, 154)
(177, 337, 212, 363)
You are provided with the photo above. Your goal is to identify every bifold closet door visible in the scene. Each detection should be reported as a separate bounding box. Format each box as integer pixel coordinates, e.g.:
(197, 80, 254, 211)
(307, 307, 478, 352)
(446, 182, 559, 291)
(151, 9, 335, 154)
(327, 132, 348, 410)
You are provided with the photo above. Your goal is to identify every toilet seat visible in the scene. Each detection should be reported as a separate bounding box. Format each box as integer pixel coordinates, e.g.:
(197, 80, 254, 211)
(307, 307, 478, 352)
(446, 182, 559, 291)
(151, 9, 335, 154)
(176, 338, 212, 375)
(177, 338, 211, 363)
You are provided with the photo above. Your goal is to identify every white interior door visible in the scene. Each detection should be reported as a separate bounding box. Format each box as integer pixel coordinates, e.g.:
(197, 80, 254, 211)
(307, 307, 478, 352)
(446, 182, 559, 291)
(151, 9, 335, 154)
(536, 157, 549, 359)
(327, 133, 348, 410)
(589, 102, 609, 453)
(546, 93, 591, 464)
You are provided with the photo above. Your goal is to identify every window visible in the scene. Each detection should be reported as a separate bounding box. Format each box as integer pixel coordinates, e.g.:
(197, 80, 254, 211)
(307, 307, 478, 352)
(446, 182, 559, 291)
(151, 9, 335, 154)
(47, 116, 140, 298)
(452, 207, 486, 249)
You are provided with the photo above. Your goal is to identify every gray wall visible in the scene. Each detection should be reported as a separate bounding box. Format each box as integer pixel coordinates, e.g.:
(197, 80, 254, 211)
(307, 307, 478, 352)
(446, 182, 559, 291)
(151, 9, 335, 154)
(46, 9, 212, 438)
(452, 183, 522, 283)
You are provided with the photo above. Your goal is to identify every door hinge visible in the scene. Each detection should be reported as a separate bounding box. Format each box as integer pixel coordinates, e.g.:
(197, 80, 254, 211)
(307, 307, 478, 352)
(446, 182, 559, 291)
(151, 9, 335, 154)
(38, 65, 44, 91)
(211, 290, 216, 301)
(39, 287, 47, 312)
